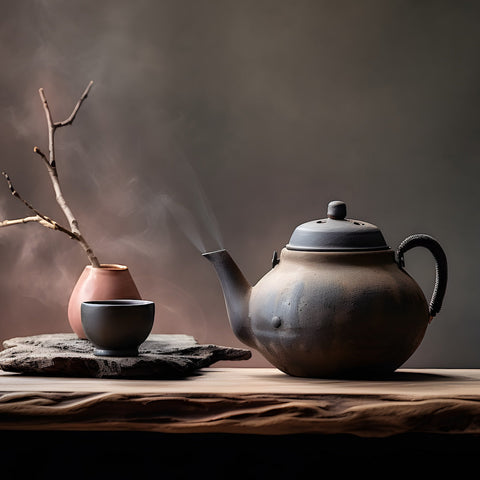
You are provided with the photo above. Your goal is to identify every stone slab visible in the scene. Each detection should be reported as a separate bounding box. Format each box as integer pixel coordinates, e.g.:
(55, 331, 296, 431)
(0, 333, 252, 379)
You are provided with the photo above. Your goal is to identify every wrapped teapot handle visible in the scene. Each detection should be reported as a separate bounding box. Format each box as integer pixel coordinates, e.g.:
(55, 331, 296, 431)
(396, 234, 448, 319)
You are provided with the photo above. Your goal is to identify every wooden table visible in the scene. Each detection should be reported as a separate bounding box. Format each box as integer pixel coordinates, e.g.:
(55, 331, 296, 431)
(1, 367, 480, 436)
(2, 368, 480, 476)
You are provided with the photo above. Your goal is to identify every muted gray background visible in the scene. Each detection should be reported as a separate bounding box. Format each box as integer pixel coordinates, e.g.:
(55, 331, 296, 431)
(0, 0, 478, 368)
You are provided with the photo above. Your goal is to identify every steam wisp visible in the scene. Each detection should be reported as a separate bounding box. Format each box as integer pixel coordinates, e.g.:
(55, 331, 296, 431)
(152, 152, 224, 254)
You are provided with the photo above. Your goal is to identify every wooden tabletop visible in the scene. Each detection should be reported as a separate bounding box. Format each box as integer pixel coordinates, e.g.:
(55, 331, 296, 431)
(1, 367, 480, 437)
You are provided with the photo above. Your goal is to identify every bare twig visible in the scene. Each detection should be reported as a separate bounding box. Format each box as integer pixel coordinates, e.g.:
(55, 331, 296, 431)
(55, 80, 93, 127)
(38, 88, 55, 167)
(0, 215, 56, 230)
(32, 146, 49, 167)
(36, 83, 100, 267)
(0, 82, 100, 268)
(1, 171, 76, 238)
(33, 146, 79, 234)
(38, 81, 94, 167)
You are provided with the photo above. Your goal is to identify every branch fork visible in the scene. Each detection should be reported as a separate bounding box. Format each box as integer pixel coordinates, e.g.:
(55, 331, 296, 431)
(0, 82, 100, 267)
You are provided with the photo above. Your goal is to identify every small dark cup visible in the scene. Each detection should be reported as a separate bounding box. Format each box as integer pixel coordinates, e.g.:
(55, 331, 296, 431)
(81, 299, 155, 357)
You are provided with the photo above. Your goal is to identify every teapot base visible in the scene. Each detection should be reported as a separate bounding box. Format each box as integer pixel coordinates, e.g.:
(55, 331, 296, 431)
(275, 364, 400, 380)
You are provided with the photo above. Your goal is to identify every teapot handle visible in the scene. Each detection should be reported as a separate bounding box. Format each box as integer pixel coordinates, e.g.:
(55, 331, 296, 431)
(396, 234, 448, 320)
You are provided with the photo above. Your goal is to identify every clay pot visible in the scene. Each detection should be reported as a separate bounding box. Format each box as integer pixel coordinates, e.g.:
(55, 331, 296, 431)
(68, 264, 142, 339)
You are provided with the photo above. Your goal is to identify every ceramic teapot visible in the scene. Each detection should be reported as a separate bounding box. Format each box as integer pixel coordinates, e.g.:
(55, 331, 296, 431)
(203, 200, 447, 378)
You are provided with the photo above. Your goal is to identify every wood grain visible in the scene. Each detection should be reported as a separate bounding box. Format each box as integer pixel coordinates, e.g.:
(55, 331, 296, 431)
(2, 368, 480, 436)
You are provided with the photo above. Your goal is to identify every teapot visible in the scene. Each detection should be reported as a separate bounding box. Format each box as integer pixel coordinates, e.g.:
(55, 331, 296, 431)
(203, 200, 447, 378)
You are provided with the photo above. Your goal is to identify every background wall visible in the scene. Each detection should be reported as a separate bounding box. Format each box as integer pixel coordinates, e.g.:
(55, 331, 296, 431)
(0, 0, 478, 368)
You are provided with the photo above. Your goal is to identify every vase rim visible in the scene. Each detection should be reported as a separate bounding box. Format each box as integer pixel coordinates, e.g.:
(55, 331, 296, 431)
(87, 264, 128, 271)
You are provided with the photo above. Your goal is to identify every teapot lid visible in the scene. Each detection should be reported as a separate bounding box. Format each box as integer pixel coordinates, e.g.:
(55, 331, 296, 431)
(286, 200, 389, 251)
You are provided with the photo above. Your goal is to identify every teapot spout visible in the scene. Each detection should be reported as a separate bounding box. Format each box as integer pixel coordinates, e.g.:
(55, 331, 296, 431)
(203, 249, 253, 347)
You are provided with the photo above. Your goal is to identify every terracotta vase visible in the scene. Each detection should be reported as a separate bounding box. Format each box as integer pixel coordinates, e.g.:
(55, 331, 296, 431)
(67, 264, 142, 339)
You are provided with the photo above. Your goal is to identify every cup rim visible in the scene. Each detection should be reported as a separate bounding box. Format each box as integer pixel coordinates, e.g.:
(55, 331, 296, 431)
(81, 299, 154, 307)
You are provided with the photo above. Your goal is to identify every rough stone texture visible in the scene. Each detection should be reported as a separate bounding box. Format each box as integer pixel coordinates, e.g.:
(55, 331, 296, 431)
(0, 333, 251, 379)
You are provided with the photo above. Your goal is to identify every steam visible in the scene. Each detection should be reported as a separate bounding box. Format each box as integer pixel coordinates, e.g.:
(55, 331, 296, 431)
(155, 157, 224, 254)
(158, 194, 207, 253)
(77, 146, 225, 259)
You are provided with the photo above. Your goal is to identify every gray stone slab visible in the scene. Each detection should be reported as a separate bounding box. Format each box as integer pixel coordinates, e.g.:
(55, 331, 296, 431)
(0, 333, 252, 379)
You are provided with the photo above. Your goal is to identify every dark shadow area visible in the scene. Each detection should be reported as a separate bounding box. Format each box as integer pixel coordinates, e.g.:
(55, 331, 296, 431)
(323, 369, 457, 382)
(258, 369, 456, 383)
(366, 370, 456, 382)
(1, 430, 479, 479)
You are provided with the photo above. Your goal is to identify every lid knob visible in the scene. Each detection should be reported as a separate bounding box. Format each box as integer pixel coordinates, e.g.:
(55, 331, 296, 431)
(286, 199, 388, 251)
(327, 201, 346, 220)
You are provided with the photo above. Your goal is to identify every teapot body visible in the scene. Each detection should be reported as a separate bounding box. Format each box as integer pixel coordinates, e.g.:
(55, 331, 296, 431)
(248, 248, 429, 378)
(203, 201, 447, 379)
